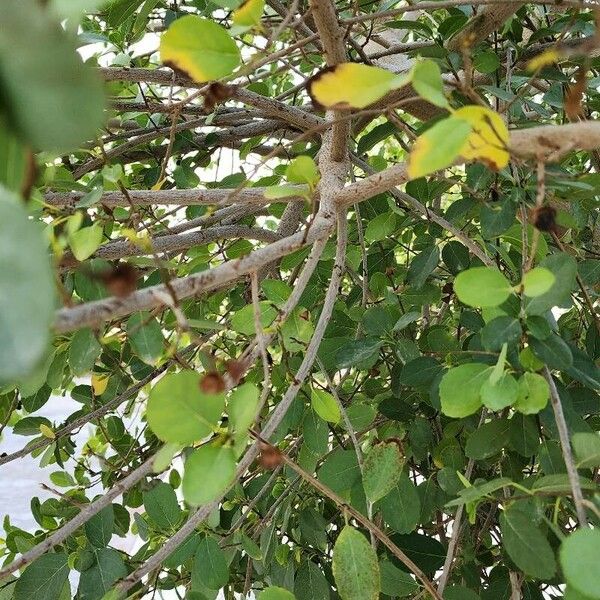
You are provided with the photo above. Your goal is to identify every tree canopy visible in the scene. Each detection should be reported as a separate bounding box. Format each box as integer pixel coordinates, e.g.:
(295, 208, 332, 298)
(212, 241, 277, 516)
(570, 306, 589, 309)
(1, 0, 600, 599)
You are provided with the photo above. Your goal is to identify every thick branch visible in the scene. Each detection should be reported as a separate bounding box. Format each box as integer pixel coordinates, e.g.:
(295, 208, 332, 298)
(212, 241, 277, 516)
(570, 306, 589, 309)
(54, 215, 334, 333)
(44, 186, 305, 209)
(309, 0, 350, 162)
(62, 226, 282, 264)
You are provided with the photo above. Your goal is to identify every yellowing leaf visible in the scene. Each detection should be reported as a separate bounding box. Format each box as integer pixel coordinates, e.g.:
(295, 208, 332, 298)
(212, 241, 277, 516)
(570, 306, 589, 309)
(454, 106, 509, 171)
(407, 117, 471, 179)
(122, 228, 153, 252)
(308, 63, 407, 110)
(151, 178, 166, 191)
(39, 424, 56, 439)
(527, 48, 561, 72)
(92, 372, 109, 395)
(233, 0, 265, 26)
(160, 16, 241, 83)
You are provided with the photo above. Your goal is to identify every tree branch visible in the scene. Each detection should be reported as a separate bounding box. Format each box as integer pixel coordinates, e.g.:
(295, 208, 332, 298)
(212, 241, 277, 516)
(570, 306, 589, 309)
(543, 367, 589, 527)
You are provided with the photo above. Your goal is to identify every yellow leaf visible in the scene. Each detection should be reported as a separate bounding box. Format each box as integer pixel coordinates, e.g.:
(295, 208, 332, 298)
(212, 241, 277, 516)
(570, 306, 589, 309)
(160, 16, 241, 83)
(39, 424, 56, 439)
(308, 63, 407, 110)
(454, 106, 509, 171)
(233, 0, 265, 26)
(151, 178, 166, 191)
(92, 373, 109, 396)
(122, 228, 153, 252)
(527, 48, 561, 72)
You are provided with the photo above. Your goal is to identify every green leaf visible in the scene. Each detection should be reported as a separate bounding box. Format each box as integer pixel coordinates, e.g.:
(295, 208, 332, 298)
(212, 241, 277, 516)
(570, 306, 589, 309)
(228, 382, 260, 436)
(379, 559, 418, 597)
(335, 338, 383, 369)
(479, 315, 522, 352)
(514, 372, 549, 415)
(0, 116, 27, 192)
(84, 505, 114, 548)
(263, 184, 309, 199)
(399, 356, 442, 387)
(311, 388, 340, 424)
(407, 116, 471, 180)
(364, 212, 397, 243)
(69, 328, 101, 376)
(572, 433, 600, 468)
(143, 481, 181, 529)
(454, 267, 513, 308)
(317, 449, 361, 495)
(0, 196, 54, 384)
(0, 0, 105, 152)
(182, 443, 236, 506)
(529, 333, 573, 370)
(14, 552, 69, 600)
(446, 477, 512, 507)
(465, 418, 510, 459)
(500, 508, 556, 579)
(146, 371, 225, 444)
(480, 372, 519, 411)
(481, 198, 516, 239)
(362, 442, 403, 503)
(522, 267, 555, 297)
(439, 363, 490, 418)
(231, 302, 277, 335)
(77, 550, 125, 600)
(69, 224, 104, 262)
(241, 533, 263, 560)
(406, 246, 439, 289)
(378, 474, 420, 534)
(126, 312, 164, 364)
(294, 562, 330, 600)
(525, 253, 577, 315)
(411, 60, 449, 108)
(332, 526, 380, 600)
(565, 344, 600, 390)
(286, 156, 319, 187)
(160, 16, 241, 83)
(509, 414, 539, 457)
(193, 536, 229, 590)
(390, 532, 445, 574)
(560, 529, 600, 599)
(233, 0, 266, 26)
(258, 588, 297, 600)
